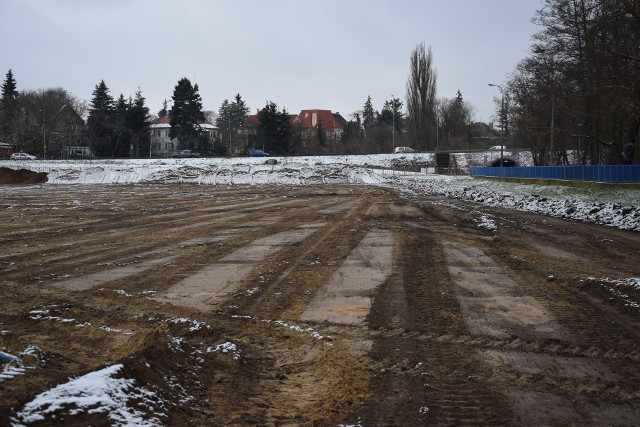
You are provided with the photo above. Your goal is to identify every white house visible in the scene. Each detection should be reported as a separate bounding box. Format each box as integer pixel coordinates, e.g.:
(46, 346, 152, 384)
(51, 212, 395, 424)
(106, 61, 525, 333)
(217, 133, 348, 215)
(150, 115, 218, 157)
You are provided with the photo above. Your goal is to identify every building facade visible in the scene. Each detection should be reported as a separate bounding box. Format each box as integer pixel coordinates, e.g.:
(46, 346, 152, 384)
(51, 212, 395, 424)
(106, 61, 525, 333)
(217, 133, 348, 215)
(150, 115, 218, 157)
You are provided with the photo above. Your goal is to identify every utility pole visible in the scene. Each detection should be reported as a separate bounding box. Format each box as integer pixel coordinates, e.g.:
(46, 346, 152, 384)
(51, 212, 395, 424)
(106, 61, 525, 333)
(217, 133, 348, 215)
(391, 95, 395, 152)
(40, 110, 46, 159)
(550, 95, 555, 165)
(488, 83, 504, 167)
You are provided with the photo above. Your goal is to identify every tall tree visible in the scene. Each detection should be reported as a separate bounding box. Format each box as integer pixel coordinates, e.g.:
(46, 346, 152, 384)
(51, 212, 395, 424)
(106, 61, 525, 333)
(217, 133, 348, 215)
(128, 88, 151, 157)
(1, 69, 19, 144)
(87, 80, 115, 157)
(508, 0, 640, 165)
(216, 99, 231, 152)
(378, 96, 405, 133)
(362, 96, 377, 132)
(14, 87, 84, 158)
(112, 94, 131, 157)
(158, 99, 168, 118)
(341, 113, 364, 155)
(257, 101, 292, 155)
(230, 93, 249, 153)
(438, 90, 473, 149)
(169, 77, 205, 151)
(406, 42, 437, 150)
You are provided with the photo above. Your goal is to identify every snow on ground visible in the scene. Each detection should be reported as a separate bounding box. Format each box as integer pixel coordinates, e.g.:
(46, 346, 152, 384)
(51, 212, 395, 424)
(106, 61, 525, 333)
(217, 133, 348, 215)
(2, 151, 638, 231)
(1, 152, 639, 422)
(10, 364, 164, 426)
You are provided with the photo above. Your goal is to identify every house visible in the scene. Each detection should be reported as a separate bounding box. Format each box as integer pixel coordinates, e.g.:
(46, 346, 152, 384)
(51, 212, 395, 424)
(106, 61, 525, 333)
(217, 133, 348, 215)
(150, 115, 218, 157)
(298, 110, 346, 139)
(242, 109, 346, 149)
(0, 142, 14, 159)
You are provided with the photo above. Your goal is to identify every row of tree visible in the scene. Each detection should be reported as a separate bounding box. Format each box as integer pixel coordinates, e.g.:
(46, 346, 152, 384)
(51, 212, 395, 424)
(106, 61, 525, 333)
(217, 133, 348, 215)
(0, 70, 88, 158)
(503, 0, 640, 165)
(0, 43, 475, 158)
(87, 80, 151, 157)
(12, 0, 637, 165)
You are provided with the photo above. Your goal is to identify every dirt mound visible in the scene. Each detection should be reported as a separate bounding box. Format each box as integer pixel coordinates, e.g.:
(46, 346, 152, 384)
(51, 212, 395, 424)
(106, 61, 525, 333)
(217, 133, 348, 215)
(0, 167, 48, 184)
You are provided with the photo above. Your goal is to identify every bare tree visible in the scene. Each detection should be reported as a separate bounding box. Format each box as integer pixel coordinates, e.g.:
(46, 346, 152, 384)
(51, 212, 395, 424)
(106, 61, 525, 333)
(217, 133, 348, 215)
(406, 42, 437, 151)
(508, 0, 640, 165)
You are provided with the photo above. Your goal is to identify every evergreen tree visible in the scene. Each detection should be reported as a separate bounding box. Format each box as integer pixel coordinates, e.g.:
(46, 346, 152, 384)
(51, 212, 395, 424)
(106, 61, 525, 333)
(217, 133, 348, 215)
(112, 94, 131, 157)
(216, 98, 231, 150)
(341, 114, 364, 155)
(362, 96, 377, 131)
(378, 96, 404, 133)
(87, 80, 115, 157)
(129, 88, 151, 157)
(169, 78, 205, 150)
(316, 119, 326, 147)
(158, 99, 168, 118)
(1, 69, 19, 143)
(1, 69, 19, 112)
(257, 101, 292, 155)
(216, 93, 250, 155)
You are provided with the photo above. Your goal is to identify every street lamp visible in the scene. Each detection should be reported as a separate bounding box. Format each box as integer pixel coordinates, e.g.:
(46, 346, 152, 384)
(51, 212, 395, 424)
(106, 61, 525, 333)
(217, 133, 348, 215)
(577, 123, 583, 165)
(391, 95, 395, 152)
(488, 83, 505, 167)
(39, 109, 46, 159)
(228, 115, 232, 155)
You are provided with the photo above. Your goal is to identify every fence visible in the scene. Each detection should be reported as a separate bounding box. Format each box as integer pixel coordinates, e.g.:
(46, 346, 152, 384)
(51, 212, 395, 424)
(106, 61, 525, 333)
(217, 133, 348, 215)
(469, 165, 640, 183)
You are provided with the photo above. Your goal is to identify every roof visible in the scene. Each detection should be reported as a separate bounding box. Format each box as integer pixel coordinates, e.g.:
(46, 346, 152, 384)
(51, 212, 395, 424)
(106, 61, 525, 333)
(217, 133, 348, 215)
(151, 114, 217, 130)
(244, 109, 344, 130)
(298, 110, 344, 130)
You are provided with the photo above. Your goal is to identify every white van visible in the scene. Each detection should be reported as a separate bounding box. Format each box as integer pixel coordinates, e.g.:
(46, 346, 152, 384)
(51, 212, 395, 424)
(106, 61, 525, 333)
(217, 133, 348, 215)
(489, 146, 506, 151)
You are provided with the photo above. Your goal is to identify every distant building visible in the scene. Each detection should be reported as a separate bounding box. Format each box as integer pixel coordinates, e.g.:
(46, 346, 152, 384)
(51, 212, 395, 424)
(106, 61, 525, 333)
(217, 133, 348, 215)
(242, 109, 346, 150)
(0, 142, 14, 159)
(64, 146, 93, 158)
(150, 115, 218, 157)
(298, 109, 346, 139)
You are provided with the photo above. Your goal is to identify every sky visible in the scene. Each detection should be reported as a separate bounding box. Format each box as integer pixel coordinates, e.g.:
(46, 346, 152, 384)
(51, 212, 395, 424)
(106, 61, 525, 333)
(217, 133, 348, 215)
(1, 0, 542, 123)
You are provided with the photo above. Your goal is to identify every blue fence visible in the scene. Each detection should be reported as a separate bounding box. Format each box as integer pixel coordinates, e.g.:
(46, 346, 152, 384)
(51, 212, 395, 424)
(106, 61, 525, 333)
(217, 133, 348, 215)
(469, 165, 640, 183)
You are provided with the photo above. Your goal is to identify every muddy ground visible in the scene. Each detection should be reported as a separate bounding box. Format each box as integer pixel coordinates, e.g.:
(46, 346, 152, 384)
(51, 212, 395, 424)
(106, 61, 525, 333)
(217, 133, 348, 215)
(1, 183, 639, 426)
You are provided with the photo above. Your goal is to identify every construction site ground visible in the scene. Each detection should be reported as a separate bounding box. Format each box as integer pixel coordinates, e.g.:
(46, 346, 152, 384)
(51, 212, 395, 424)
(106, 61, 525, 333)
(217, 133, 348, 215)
(1, 183, 640, 426)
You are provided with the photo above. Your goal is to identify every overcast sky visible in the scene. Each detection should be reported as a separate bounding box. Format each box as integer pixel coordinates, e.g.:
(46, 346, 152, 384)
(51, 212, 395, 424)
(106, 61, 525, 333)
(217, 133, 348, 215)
(1, 0, 542, 123)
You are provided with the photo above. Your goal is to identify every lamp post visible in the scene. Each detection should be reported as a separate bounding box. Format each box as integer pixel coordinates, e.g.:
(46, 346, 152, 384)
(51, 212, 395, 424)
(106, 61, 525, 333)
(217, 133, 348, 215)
(488, 83, 504, 167)
(228, 115, 232, 155)
(39, 109, 46, 159)
(577, 123, 582, 165)
(391, 95, 395, 152)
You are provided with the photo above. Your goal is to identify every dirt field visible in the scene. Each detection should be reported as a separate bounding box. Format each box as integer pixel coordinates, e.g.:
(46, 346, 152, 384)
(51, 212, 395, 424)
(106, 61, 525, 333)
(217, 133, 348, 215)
(1, 183, 640, 426)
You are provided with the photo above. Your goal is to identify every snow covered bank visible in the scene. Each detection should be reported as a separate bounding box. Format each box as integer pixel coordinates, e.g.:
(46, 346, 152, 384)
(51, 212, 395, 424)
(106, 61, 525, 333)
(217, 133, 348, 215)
(1, 152, 638, 232)
(383, 174, 640, 232)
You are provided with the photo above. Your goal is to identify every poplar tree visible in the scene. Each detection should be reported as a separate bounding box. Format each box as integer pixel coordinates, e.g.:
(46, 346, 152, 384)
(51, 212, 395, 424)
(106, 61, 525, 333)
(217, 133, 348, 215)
(406, 42, 437, 150)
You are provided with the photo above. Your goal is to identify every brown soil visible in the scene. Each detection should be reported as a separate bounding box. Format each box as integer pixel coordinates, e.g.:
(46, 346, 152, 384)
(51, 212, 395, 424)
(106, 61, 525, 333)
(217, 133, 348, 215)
(0, 167, 48, 184)
(1, 184, 639, 426)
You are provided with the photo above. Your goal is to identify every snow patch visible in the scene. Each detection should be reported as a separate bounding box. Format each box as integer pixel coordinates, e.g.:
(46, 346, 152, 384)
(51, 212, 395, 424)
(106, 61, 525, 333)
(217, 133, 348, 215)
(11, 364, 165, 426)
